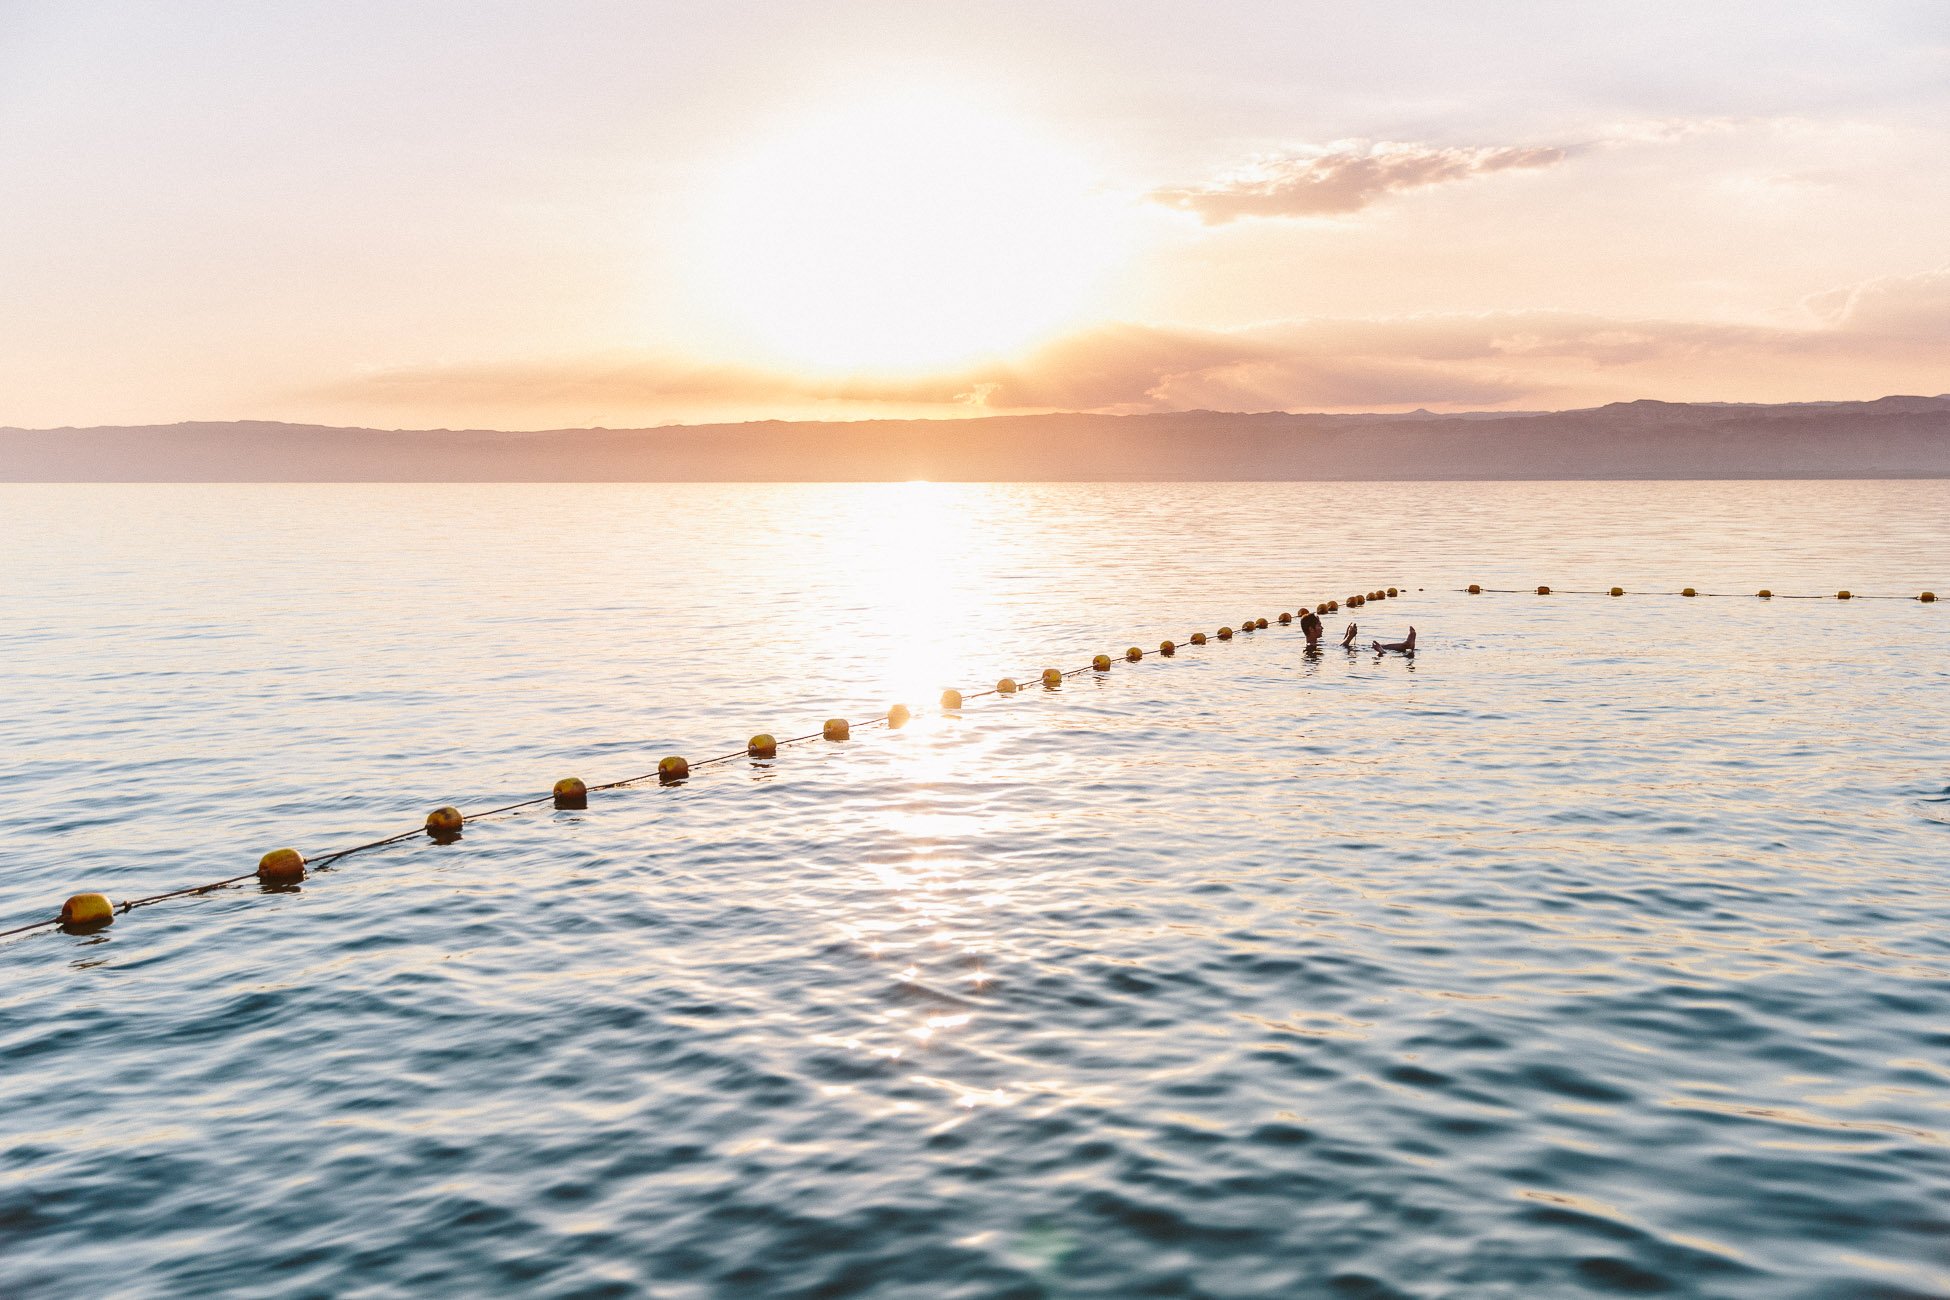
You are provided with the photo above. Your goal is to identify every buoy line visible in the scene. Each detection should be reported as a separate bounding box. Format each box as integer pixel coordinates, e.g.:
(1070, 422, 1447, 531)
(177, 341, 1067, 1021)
(1463, 585, 1937, 601)
(3, 585, 1411, 943)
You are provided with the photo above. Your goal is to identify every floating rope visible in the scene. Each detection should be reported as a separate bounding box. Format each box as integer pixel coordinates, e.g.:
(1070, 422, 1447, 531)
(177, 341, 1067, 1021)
(1463, 585, 1937, 601)
(4, 586, 1412, 943)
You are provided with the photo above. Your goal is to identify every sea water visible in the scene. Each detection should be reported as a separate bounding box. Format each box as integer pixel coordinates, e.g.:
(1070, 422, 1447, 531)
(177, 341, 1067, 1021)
(1, 481, 1946, 1297)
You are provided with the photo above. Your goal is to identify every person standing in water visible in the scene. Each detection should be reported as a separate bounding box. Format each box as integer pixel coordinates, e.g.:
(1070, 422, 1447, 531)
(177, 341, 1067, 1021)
(1300, 609, 1324, 648)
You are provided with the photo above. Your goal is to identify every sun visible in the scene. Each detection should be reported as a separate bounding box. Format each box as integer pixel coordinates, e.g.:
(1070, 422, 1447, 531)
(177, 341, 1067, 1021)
(692, 87, 1122, 376)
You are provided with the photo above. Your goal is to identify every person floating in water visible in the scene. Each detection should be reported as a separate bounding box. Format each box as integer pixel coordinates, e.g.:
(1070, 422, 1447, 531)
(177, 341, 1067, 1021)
(1371, 626, 1416, 653)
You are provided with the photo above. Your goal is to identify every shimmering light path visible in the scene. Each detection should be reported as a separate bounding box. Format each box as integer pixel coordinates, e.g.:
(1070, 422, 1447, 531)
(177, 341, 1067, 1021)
(1, 482, 1945, 1298)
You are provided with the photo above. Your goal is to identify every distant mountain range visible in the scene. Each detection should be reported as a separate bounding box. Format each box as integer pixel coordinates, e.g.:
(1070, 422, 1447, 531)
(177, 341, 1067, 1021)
(6, 396, 1949, 481)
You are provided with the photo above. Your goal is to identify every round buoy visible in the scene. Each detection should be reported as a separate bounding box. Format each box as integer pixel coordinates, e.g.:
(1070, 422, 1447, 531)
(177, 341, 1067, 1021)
(1610, 587, 1624, 597)
(1092, 654, 1112, 671)
(1160, 640, 1175, 655)
(1757, 589, 1772, 598)
(1327, 600, 1339, 612)
(940, 689, 962, 709)
(823, 718, 851, 740)
(657, 756, 689, 784)
(257, 848, 306, 884)
(1387, 587, 1398, 597)
(425, 805, 464, 834)
(1278, 612, 1292, 624)
(1923, 591, 1938, 602)
(1255, 618, 1268, 629)
(747, 734, 777, 758)
(1370, 591, 1382, 601)
(1190, 632, 1207, 645)
(1682, 587, 1697, 597)
(1217, 627, 1234, 640)
(995, 678, 1018, 695)
(552, 776, 588, 809)
(887, 703, 911, 728)
(1536, 586, 1551, 596)
(1041, 668, 1063, 686)
(1125, 646, 1142, 662)
(1837, 590, 1852, 600)
(1467, 584, 1482, 595)
(59, 892, 113, 932)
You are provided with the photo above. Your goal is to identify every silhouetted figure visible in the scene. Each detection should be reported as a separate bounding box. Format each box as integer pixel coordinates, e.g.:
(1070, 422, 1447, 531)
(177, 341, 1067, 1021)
(1371, 626, 1416, 653)
(1300, 610, 1324, 648)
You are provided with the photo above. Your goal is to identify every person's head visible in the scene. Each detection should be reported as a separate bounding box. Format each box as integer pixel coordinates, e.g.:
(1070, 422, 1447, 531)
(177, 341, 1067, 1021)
(1300, 610, 1323, 643)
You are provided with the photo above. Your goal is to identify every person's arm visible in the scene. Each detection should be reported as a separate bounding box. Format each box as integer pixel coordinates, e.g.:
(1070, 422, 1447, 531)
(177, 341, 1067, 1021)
(1340, 622, 1358, 647)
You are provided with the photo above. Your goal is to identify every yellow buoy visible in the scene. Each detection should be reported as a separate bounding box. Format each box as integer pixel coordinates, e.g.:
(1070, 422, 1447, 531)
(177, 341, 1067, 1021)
(1092, 654, 1112, 671)
(1536, 586, 1551, 596)
(747, 734, 777, 758)
(1610, 587, 1624, 597)
(1387, 587, 1398, 597)
(1837, 590, 1852, 600)
(940, 688, 962, 709)
(59, 892, 114, 932)
(1042, 667, 1063, 686)
(1217, 626, 1234, 640)
(425, 805, 464, 834)
(1190, 632, 1207, 645)
(887, 703, 911, 728)
(1125, 646, 1142, 662)
(823, 718, 851, 740)
(1159, 640, 1175, 655)
(552, 776, 588, 809)
(1467, 584, 1482, 595)
(1922, 591, 1938, 602)
(1682, 587, 1697, 597)
(657, 756, 689, 784)
(995, 678, 1018, 695)
(257, 848, 306, 884)
(1278, 612, 1292, 624)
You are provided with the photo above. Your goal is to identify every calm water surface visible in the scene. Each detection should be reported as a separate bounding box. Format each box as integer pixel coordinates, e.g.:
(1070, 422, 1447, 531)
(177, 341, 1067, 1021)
(1, 482, 1947, 1298)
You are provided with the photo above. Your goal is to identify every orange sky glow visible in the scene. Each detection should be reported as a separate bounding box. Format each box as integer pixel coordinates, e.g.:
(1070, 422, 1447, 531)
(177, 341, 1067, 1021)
(1, 1, 1945, 429)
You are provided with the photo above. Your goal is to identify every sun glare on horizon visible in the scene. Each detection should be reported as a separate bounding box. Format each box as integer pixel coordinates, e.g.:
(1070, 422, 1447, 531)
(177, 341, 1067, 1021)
(691, 87, 1125, 377)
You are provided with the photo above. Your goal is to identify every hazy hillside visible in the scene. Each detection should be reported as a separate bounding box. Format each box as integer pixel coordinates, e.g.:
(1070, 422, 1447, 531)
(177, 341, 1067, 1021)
(5, 397, 1949, 481)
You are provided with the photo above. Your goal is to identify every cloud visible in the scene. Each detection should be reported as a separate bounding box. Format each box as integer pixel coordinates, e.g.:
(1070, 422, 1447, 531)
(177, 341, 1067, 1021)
(1148, 140, 1571, 223)
(985, 269, 1950, 411)
(1147, 117, 1779, 224)
(1803, 268, 1950, 337)
(309, 270, 1950, 423)
(318, 355, 977, 412)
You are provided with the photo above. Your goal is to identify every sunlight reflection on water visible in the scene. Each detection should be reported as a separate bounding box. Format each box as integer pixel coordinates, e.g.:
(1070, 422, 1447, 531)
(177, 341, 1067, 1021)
(0, 481, 1946, 1298)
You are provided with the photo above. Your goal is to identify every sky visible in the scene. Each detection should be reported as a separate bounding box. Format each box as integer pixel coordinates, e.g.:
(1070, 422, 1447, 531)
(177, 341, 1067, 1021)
(1, 0, 1946, 429)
